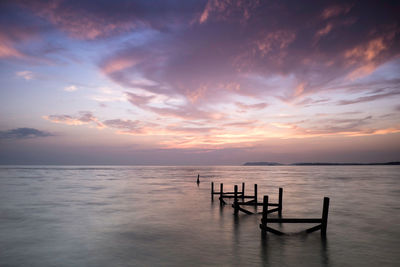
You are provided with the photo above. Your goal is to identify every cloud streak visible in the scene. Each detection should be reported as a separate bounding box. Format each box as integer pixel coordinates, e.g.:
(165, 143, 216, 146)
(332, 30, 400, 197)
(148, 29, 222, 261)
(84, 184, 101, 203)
(43, 111, 104, 128)
(0, 128, 54, 139)
(338, 90, 400, 105)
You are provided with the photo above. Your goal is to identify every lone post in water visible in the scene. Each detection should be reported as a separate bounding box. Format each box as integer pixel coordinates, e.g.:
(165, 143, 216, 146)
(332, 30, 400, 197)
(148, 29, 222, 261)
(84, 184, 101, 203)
(278, 187, 283, 217)
(254, 184, 258, 207)
(197, 174, 200, 184)
(220, 183, 224, 205)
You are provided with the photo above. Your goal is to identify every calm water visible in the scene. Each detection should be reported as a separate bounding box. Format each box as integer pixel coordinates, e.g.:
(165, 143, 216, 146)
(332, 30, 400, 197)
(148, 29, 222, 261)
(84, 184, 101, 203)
(0, 166, 399, 266)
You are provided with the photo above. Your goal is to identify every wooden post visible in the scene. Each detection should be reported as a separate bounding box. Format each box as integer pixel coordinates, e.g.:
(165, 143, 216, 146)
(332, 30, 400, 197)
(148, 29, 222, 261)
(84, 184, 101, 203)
(241, 182, 245, 200)
(211, 182, 214, 200)
(220, 183, 223, 205)
(234, 185, 238, 215)
(261, 195, 269, 236)
(321, 197, 330, 237)
(254, 184, 258, 207)
(197, 174, 200, 184)
(278, 187, 283, 217)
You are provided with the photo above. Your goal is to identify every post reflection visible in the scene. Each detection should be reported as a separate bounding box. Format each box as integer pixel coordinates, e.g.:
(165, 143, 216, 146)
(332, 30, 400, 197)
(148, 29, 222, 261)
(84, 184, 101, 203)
(260, 233, 330, 266)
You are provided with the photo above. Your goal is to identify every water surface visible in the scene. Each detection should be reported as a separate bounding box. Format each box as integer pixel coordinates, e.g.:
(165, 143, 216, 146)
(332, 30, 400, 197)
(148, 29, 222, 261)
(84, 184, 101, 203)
(0, 166, 399, 266)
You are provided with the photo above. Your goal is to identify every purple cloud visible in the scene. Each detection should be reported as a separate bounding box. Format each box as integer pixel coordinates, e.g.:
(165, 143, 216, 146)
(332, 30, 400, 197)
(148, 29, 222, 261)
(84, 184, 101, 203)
(0, 128, 54, 139)
(338, 90, 400, 105)
(93, 0, 400, 109)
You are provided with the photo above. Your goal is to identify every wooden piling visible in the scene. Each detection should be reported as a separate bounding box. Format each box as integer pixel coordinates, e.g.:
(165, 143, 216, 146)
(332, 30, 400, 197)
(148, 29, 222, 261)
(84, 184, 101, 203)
(254, 184, 258, 207)
(220, 183, 224, 205)
(321, 197, 330, 237)
(211, 182, 214, 200)
(197, 174, 200, 184)
(234, 185, 238, 215)
(278, 187, 283, 217)
(241, 182, 245, 200)
(261, 195, 268, 236)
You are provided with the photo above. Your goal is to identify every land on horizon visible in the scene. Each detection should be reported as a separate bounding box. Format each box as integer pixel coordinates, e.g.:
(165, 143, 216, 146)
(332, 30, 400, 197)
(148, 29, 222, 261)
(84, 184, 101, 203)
(243, 161, 400, 166)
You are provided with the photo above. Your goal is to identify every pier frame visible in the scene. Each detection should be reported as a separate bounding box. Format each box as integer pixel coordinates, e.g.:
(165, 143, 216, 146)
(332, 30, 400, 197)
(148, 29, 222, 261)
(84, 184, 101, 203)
(232, 187, 283, 215)
(260, 196, 330, 237)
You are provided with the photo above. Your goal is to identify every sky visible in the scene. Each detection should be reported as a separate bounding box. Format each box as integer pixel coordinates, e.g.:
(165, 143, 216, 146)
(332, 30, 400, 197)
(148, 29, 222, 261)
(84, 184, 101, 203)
(0, 0, 399, 165)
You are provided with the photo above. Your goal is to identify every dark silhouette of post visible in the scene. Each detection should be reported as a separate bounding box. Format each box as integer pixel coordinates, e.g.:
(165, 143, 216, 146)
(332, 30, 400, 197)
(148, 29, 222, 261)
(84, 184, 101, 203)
(261, 195, 268, 236)
(254, 184, 258, 207)
(220, 183, 224, 205)
(234, 185, 238, 215)
(241, 182, 245, 200)
(278, 187, 283, 217)
(321, 197, 330, 237)
(197, 174, 200, 184)
(211, 182, 214, 200)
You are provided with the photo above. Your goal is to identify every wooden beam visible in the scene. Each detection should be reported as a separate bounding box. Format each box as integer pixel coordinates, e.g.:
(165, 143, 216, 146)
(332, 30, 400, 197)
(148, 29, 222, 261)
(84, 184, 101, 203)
(267, 207, 279, 214)
(218, 197, 227, 205)
(306, 224, 322, 233)
(265, 218, 322, 223)
(262, 225, 285, 236)
(231, 205, 254, 215)
(219, 195, 252, 199)
(321, 197, 330, 237)
(244, 199, 255, 204)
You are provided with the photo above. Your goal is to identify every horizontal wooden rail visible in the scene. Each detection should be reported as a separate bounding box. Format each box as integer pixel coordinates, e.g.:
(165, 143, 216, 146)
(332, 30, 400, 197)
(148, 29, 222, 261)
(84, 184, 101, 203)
(212, 192, 243, 195)
(262, 218, 322, 223)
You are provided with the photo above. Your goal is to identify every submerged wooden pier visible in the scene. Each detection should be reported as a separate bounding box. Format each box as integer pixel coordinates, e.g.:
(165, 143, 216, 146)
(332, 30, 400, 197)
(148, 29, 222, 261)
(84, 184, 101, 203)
(259, 195, 330, 237)
(211, 182, 247, 205)
(232, 185, 283, 216)
(211, 182, 283, 215)
(209, 180, 330, 237)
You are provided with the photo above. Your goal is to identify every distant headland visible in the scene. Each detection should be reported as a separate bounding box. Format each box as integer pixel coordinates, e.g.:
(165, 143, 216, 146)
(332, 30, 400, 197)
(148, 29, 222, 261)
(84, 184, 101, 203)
(243, 162, 400, 166)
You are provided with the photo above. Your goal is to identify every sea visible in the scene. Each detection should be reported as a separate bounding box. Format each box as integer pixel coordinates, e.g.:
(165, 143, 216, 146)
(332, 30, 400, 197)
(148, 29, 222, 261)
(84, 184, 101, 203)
(0, 165, 399, 266)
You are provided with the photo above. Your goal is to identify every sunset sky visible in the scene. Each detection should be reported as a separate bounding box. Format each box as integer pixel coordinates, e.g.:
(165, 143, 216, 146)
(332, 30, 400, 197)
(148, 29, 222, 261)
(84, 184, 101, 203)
(0, 0, 399, 165)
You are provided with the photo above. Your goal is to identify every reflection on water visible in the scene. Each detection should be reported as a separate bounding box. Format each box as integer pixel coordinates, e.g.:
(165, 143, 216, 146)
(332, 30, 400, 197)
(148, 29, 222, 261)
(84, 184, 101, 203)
(0, 166, 399, 266)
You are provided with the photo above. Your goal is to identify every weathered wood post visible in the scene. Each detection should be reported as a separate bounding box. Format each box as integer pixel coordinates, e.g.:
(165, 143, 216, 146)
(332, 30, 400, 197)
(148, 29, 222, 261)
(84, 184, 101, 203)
(211, 182, 214, 200)
(241, 182, 245, 200)
(197, 174, 200, 184)
(219, 183, 224, 205)
(278, 187, 283, 217)
(321, 197, 330, 237)
(254, 184, 258, 207)
(234, 185, 239, 215)
(261, 195, 269, 236)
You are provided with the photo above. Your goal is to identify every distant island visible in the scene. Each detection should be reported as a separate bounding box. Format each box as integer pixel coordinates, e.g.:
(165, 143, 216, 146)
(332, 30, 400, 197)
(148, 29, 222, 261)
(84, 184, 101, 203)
(243, 162, 400, 166)
(243, 162, 284, 166)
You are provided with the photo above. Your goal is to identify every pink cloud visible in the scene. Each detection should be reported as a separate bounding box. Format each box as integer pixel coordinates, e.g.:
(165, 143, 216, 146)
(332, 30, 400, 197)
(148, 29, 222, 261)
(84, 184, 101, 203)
(321, 4, 353, 20)
(43, 111, 104, 128)
(0, 38, 24, 58)
(126, 92, 226, 121)
(235, 102, 268, 111)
